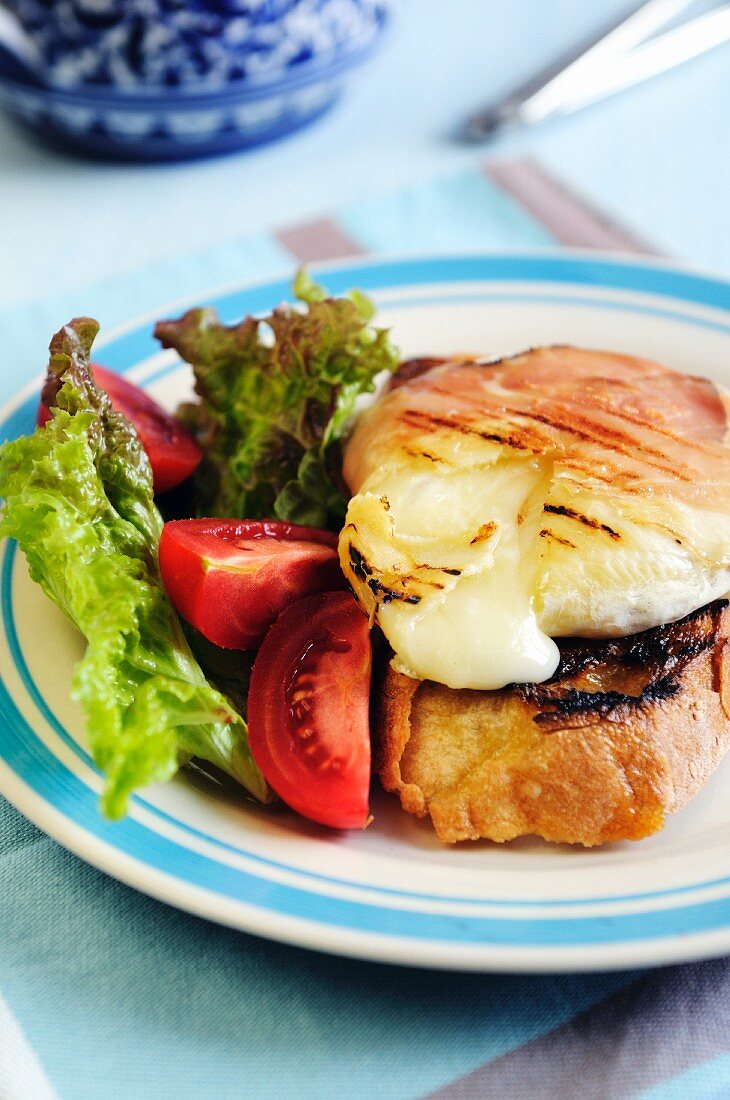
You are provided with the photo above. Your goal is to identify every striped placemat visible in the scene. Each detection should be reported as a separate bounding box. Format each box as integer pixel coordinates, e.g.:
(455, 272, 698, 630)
(277, 158, 657, 262)
(0, 156, 659, 391)
(6, 159, 730, 1100)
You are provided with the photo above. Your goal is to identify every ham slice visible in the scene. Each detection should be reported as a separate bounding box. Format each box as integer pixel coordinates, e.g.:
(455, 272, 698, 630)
(345, 346, 729, 511)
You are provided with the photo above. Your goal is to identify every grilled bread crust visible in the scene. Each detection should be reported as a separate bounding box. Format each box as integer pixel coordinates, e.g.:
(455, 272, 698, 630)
(375, 600, 730, 846)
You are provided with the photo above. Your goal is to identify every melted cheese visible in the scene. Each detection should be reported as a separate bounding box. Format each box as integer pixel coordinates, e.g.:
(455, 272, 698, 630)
(370, 460, 559, 688)
(339, 349, 730, 692)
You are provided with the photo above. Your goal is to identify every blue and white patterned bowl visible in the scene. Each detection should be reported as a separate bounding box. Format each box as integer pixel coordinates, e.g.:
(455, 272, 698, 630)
(0, 0, 393, 159)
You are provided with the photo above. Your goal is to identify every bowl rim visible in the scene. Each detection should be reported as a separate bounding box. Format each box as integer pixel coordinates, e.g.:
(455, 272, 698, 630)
(0, 4, 392, 107)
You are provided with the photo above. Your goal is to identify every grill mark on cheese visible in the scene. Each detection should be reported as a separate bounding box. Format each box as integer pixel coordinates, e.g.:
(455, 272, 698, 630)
(346, 543, 426, 606)
(412, 562, 462, 577)
(539, 528, 577, 549)
(470, 521, 497, 545)
(403, 446, 443, 463)
(543, 503, 621, 541)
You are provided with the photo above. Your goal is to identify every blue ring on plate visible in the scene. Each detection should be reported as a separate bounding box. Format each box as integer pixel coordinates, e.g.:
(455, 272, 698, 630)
(7, 661, 730, 946)
(2, 253, 730, 948)
(6, 280, 730, 912)
(93, 253, 730, 373)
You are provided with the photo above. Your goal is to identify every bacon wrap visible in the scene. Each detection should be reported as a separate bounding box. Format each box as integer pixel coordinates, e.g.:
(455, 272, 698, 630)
(344, 346, 730, 510)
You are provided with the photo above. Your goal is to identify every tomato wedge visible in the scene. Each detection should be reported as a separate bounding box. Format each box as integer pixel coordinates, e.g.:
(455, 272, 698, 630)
(159, 518, 345, 650)
(248, 591, 372, 829)
(38, 363, 202, 494)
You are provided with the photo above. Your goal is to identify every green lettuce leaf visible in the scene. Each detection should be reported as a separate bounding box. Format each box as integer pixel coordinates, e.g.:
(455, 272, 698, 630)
(0, 318, 269, 817)
(154, 269, 399, 528)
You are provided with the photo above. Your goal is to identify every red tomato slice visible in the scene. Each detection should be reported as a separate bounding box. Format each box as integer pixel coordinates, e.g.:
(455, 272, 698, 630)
(248, 591, 372, 830)
(38, 363, 202, 495)
(159, 518, 345, 650)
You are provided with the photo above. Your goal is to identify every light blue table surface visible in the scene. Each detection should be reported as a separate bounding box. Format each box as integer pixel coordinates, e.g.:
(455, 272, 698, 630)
(2, 8, 730, 1099)
(0, 0, 728, 313)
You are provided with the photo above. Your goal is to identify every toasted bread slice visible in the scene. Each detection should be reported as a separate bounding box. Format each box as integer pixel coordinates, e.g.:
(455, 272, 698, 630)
(375, 600, 730, 846)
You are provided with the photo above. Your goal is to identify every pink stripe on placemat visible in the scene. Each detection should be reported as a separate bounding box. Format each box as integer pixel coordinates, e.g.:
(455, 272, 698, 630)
(276, 216, 366, 262)
(485, 158, 660, 255)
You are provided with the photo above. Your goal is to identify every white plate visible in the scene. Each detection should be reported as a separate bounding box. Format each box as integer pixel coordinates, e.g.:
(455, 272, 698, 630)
(2, 251, 730, 973)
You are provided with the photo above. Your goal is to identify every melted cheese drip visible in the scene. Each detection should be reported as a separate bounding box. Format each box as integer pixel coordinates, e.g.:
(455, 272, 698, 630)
(343, 458, 560, 690)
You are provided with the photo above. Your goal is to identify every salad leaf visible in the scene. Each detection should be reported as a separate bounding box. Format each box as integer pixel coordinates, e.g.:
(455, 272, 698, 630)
(154, 270, 399, 529)
(182, 621, 253, 721)
(0, 319, 269, 817)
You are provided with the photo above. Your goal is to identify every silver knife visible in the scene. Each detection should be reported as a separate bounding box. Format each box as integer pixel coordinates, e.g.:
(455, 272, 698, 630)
(463, 0, 730, 142)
